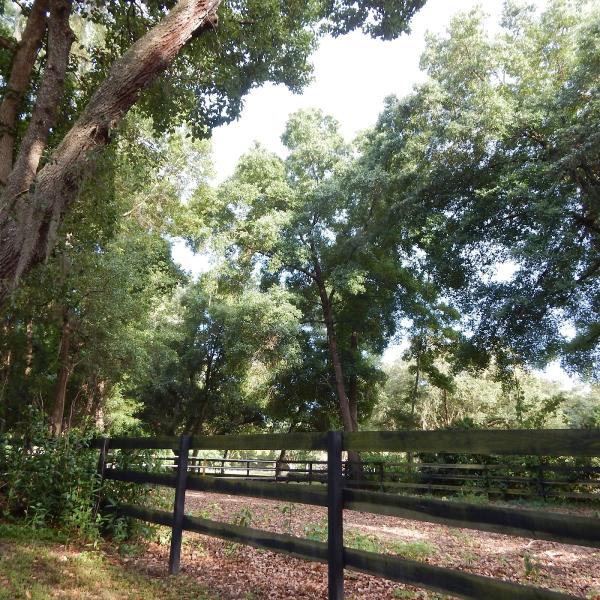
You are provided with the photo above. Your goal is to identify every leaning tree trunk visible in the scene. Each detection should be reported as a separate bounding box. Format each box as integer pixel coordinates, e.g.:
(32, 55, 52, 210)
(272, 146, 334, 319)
(0, 0, 49, 184)
(0, 0, 221, 304)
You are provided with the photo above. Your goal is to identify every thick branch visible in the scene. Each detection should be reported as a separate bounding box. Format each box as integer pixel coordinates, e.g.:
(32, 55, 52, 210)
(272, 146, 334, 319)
(0, 0, 49, 184)
(0, 0, 221, 301)
(4, 0, 74, 203)
(0, 35, 17, 51)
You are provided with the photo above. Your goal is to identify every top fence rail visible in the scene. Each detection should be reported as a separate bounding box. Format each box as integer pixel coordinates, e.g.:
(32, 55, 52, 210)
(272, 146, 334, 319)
(90, 428, 600, 456)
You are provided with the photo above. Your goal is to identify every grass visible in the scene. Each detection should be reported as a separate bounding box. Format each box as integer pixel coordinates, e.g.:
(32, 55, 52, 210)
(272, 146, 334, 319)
(388, 540, 436, 560)
(0, 521, 217, 600)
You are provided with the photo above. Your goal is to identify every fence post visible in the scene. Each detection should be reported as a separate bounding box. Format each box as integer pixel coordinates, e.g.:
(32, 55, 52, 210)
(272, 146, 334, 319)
(169, 434, 191, 575)
(537, 462, 546, 501)
(96, 437, 109, 480)
(327, 430, 344, 600)
(93, 437, 109, 518)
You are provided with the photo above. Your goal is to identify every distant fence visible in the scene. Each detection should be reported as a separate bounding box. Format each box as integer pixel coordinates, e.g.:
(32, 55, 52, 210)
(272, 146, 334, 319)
(159, 455, 600, 501)
(92, 429, 600, 600)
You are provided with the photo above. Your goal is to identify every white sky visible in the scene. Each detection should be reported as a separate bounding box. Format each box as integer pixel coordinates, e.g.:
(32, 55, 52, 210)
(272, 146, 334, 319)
(173, 0, 577, 387)
(210, 0, 511, 183)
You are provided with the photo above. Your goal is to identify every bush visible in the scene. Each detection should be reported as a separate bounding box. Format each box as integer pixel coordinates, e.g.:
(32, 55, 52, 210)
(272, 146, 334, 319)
(0, 410, 161, 543)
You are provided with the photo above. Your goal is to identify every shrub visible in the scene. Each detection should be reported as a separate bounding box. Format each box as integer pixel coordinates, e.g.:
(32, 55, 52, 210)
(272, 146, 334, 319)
(0, 410, 160, 543)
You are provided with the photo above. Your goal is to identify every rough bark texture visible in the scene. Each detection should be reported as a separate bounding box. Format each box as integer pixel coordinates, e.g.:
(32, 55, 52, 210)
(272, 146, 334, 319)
(0, 0, 49, 185)
(0, 0, 221, 303)
(349, 331, 358, 431)
(4, 0, 74, 204)
(50, 307, 71, 436)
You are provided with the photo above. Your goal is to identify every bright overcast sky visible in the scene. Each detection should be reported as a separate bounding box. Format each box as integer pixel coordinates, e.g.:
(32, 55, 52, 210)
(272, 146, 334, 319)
(210, 0, 519, 183)
(173, 0, 576, 386)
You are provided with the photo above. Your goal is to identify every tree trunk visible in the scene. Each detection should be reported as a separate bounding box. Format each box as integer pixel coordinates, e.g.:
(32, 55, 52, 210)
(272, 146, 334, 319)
(50, 308, 71, 435)
(410, 355, 420, 425)
(24, 319, 33, 377)
(0, 0, 49, 184)
(4, 0, 74, 204)
(316, 279, 353, 432)
(407, 355, 420, 465)
(349, 331, 358, 431)
(442, 388, 450, 427)
(313, 265, 362, 480)
(0, 0, 221, 303)
(275, 448, 286, 479)
(0, 347, 12, 433)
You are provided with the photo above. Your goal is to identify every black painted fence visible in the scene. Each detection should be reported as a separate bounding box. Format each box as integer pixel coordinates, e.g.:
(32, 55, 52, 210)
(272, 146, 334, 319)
(93, 429, 600, 600)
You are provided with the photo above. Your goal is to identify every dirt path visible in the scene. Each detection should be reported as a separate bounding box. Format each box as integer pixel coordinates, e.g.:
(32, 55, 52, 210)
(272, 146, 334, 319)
(129, 491, 600, 599)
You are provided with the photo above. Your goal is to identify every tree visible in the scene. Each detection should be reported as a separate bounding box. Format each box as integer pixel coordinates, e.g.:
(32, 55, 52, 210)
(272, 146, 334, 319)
(0, 113, 207, 433)
(210, 110, 396, 441)
(137, 278, 300, 436)
(0, 0, 425, 303)
(372, 357, 579, 432)
(363, 1, 600, 377)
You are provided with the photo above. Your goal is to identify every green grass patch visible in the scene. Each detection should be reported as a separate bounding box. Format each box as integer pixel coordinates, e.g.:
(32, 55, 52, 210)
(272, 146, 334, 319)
(388, 540, 436, 560)
(0, 521, 217, 600)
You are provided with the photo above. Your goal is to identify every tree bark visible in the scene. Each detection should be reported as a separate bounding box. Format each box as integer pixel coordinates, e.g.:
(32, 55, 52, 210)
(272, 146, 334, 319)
(4, 0, 74, 204)
(0, 346, 12, 433)
(50, 307, 71, 436)
(316, 276, 353, 432)
(24, 318, 33, 377)
(0, 0, 221, 303)
(312, 260, 362, 480)
(349, 331, 358, 431)
(0, 0, 49, 185)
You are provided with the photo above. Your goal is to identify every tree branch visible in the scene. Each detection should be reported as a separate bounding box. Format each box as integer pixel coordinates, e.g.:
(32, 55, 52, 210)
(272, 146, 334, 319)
(0, 0, 222, 302)
(0, 0, 49, 185)
(0, 35, 17, 51)
(4, 0, 74, 202)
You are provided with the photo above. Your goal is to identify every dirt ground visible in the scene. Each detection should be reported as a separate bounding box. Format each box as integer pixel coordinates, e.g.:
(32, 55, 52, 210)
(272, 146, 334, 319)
(127, 491, 600, 600)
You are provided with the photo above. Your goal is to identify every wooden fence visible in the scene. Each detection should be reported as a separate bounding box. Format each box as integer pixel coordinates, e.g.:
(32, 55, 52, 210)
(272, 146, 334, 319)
(93, 429, 600, 600)
(158, 455, 600, 501)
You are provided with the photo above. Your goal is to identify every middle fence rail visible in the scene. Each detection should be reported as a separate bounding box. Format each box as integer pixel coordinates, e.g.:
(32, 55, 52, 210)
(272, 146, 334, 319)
(93, 429, 600, 600)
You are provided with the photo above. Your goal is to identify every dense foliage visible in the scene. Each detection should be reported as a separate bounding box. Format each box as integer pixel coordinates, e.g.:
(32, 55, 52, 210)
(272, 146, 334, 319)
(1, 0, 599, 447)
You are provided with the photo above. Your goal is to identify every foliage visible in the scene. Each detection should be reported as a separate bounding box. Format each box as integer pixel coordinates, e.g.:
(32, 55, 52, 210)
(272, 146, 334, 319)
(0, 410, 162, 543)
(362, 0, 600, 376)
(0, 411, 102, 539)
(137, 277, 301, 435)
(372, 358, 598, 431)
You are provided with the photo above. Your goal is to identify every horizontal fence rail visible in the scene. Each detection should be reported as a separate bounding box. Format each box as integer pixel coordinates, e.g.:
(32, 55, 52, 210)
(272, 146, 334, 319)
(93, 428, 600, 599)
(344, 429, 600, 456)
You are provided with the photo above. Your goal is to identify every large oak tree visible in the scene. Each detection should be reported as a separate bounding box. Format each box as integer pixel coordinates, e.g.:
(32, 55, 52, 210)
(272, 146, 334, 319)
(0, 0, 425, 304)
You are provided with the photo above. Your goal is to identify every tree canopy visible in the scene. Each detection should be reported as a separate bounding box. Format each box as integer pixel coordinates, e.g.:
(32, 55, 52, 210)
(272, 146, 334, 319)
(2, 0, 600, 439)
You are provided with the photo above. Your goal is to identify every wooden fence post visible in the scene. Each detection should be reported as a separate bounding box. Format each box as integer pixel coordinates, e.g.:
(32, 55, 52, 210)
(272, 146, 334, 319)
(93, 437, 109, 518)
(537, 462, 546, 501)
(97, 437, 109, 480)
(169, 434, 191, 575)
(327, 430, 344, 600)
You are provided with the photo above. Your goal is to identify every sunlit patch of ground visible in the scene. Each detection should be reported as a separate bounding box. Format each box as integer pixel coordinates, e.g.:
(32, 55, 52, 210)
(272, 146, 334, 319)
(0, 522, 215, 600)
(154, 490, 600, 600)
